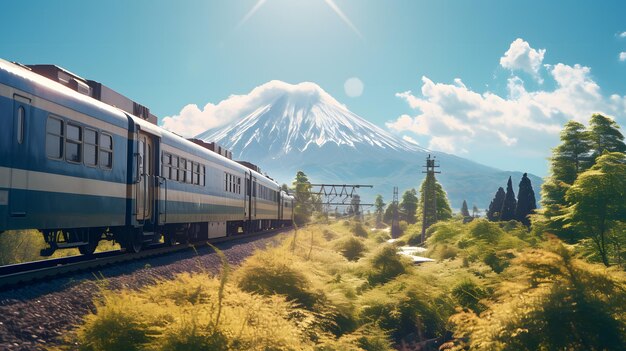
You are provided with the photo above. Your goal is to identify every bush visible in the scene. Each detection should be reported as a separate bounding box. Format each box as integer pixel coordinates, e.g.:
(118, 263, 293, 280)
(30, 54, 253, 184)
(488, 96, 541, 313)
(467, 219, 503, 243)
(449, 243, 626, 350)
(366, 245, 409, 285)
(358, 286, 450, 342)
(323, 229, 337, 241)
(335, 236, 367, 261)
(236, 249, 322, 309)
(76, 293, 157, 351)
(351, 222, 368, 238)
(451, 280, 488, 313)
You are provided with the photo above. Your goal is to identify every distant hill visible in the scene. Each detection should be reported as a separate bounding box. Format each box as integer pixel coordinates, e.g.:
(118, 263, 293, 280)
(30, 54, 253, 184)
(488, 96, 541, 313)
(197, 80, 542, 211)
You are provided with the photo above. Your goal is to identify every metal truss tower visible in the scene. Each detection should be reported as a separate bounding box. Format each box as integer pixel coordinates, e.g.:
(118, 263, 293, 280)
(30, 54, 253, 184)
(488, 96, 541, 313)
(420, 155, 441, 244)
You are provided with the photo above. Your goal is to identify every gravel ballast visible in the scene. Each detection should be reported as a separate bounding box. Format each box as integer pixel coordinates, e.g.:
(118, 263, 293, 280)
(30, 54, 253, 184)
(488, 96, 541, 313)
(0, 231, 287, 351)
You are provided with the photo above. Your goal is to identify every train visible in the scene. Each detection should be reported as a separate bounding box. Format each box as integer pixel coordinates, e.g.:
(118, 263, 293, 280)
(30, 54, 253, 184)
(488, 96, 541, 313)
(0, 58, 294, 256)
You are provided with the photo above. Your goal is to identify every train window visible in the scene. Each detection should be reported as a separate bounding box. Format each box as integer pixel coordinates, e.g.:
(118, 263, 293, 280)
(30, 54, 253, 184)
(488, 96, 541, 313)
(186, 161, 192, 184)
(16, 106, 24, 144)
(224, 173, 228, 191)
(66, 124, 82, 163)
(84, 128, 98, 167)
(171, 156, 179, 181)
(237, 177, 241, 194)
(179, 159, 187, 183)
(201, 165, 206, 186)
(46, 116, 64, 159)
(192, 162, 200, 185)
(100, 133, 113, 169)
(162, 153, 170, 179)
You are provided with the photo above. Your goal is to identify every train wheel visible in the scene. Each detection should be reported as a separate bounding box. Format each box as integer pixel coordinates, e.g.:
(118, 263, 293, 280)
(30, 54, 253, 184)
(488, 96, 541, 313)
(124, 230, 143, 253)
(164, 232, 177, 246)
(79, 231, 100, 255)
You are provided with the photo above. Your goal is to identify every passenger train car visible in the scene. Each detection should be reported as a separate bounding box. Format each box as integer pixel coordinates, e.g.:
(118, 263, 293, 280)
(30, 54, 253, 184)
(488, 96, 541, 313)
(0, 59, 294, 255)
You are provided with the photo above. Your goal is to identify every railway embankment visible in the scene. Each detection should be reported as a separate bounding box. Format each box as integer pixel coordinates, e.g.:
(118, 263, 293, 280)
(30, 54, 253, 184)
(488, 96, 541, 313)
(0, 231, 286, 351)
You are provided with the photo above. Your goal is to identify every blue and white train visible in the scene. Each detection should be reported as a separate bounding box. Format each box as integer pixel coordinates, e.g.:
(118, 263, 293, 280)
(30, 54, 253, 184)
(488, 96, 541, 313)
(0, 59, 294, 255)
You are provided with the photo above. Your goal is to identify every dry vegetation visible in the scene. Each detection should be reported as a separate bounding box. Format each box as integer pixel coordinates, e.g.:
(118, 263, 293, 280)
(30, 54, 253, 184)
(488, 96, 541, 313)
(0, 230, 119, 265)
(54, 216, 626, 351)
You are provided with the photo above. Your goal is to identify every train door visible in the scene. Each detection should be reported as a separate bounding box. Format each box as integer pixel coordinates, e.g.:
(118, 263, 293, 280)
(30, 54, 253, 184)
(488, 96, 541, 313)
(252, 176, 257, 219)
(9, 95, 31, 218)
(135, 132, 155, 223)
(244, 171, 249, 221)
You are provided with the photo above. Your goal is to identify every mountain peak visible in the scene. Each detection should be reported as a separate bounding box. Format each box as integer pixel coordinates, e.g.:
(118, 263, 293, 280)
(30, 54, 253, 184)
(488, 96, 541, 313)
(196, 80, 423, 161)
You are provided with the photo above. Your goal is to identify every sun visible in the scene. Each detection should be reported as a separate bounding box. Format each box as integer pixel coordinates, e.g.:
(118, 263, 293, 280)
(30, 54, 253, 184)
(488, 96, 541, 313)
(237, 0, 362, 39)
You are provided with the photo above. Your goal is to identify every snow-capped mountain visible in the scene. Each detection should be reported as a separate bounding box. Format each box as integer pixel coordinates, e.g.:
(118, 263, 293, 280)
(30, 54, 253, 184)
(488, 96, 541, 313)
(197, 81, 423, 163)
(196, 81, 541, 209)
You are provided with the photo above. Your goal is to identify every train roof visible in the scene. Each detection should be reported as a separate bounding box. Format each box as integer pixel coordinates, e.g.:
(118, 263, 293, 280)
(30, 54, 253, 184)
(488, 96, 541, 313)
(0, 59, 129, 124)
(1, 58, 281, 189)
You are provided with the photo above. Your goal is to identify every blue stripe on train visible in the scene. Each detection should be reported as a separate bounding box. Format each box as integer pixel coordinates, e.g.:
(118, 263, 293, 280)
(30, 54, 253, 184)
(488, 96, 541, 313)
(5, 189, 126, 230)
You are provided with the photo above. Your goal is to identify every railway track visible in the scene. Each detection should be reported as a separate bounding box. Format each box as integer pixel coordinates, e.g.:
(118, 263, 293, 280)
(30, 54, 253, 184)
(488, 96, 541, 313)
(0, 228, 290, 291)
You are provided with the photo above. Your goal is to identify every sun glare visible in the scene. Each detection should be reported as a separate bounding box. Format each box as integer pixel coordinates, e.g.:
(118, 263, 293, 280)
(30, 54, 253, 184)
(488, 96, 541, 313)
(237, 0, 362, 39)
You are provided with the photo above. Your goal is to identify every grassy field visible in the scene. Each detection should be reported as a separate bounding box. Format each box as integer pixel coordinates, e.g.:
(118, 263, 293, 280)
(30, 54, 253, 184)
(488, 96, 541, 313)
(54, 216, 626, 351)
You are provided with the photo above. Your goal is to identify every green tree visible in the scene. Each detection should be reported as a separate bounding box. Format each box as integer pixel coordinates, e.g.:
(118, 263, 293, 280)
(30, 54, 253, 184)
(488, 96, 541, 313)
(540, 121, 593, 240)
(417, 173, 452, 228)
(515, 173, 537, 227)
(500, 177, 517, 221)
(292, 171, 313, 225)
(460, 200, 470, 217)
(374, 195, 385, 225)
(588, 114, 626, 163)
(383, 202, 398, 224)
(487, 187, 505, 221)
(400, 189, 419, 224)
(563, 152, 626, 266)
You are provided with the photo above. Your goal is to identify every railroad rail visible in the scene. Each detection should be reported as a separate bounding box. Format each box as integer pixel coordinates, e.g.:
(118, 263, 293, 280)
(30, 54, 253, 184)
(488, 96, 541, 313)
(0, 228, 290, 291)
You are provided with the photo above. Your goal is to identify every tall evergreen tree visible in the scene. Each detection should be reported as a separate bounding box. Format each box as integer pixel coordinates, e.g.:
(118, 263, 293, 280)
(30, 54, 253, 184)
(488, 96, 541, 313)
(460, 200, 470, 217)
(383, 202, 398, 224)
(472, 205, 479, 218)
(374, 195, 385, 225)
(500, 177, 517, 221)
(515, 173, 537, 226)
(487, 187, 505, 221)
(400, 189, 419, 224)
(292, 171, 313, 225)
(540, 120, 593, 239)
(588, 113, 626, 163)
(417, 173, 452, 228)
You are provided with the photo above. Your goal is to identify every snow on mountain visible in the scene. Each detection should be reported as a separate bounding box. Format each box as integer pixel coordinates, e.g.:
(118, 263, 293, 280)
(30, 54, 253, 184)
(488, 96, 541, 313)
(195, 81, 541, 209)
(196, 81, 424, 162)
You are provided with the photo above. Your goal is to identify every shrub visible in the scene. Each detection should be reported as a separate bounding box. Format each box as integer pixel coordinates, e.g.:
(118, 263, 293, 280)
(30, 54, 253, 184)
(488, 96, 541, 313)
(467, 219, 503, 243)
(323, 229, 337, 241)
(335, 236, 367, 261)
(366, 245, 409, 285)
(236, 249, 322, 309)
(482, 250, 515, 273)
(76, 293, 157, 351)
(159, 320, 228, 351)
(451, 280, 488, 313)
(351, 222, 368, 238)
(358, 287, 450, 342)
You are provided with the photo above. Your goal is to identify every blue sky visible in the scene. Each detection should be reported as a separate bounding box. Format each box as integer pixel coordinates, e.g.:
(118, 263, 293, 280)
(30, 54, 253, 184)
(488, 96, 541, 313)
(1, 0, 625, 176)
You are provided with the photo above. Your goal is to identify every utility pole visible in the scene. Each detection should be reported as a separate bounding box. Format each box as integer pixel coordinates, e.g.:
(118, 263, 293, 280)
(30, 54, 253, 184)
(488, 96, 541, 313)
(391, 186, 400, 238)
(421, 155, 441, 244)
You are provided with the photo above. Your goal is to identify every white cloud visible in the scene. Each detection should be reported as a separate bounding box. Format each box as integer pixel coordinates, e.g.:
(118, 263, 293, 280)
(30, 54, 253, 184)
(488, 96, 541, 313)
(619, 32, 626, 38)
(388, 46, 626, 172)
(620, 52, 626, 62)
(500, 38, 546, 82)
(162, 80, 340, 137)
